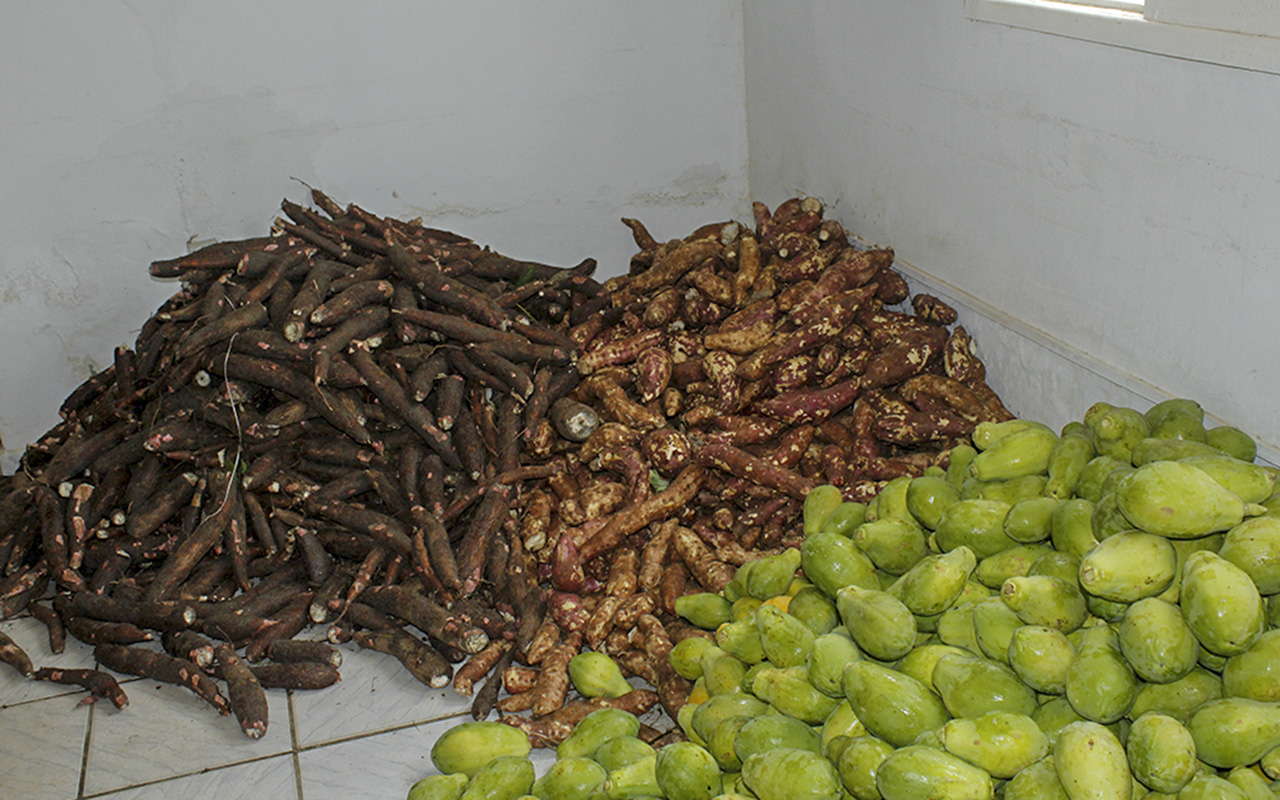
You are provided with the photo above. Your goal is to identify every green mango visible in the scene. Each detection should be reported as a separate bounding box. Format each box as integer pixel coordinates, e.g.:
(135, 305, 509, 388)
(837, 584, 917, 662)
(875, 745, 995, 800)
(1188, 697, 1280, 769)
(895, 643, 970, 694)
(569, 652, 634, 699)
(1005, 498, 1060, 544)
(676, 593, 734, 630)
(962, 475, 1050, 505)
(752, 666, 839, 725)
(1148, 409, 1208, 444)
(1179, 455, 1278, 504)
(431, 721, 532, 778)
(1075, 455, 1132, 503)
(1180, 550, 1266, 657)
(975, 543, 1053, 588)
(1065, 625, 1137, 724)
(843, 660, 951, 747)
(1061, 419, 1094, 438)
(1260, 744, 1280, 781)
(1051, 498, 1100, 559)
(972, 419, 1053, 451)
(731, 596, 762, 621)
(1130, 668, 1223, 723)
(906, 475, 961, 531)
(460, 755, 534, 800)
(733, 714, 821, 763)
(593, 736, 656, 773)
(1124, 712, 1197, 794)
(1131, 436, 1225, 466)
(1199, 644, 1229, 673)
(934, 500, 1017, 559)
(787, 585, 840, 635)
(701, 648, 748, 696)
(705, 716, 749, 773)
(1225, 766, 1275, 800)
(836, 736, 894, 800)
(671, 637, 717, 680)
(654, 741, 721, 800)
(677, 702, 704, 746)
(1092, 491, 1134, 539)
(407, 773, 469, 800)
(869, 476, 910, 522)
(1007, 624, 1075, 695)
(1045, 433, 1096, 500)
(1079, 530, 1178, 603)
(1176, 775, 1249, 800)
(820, 700, 866, 756)
(716, 614, 766, 664)
(932, 651, 1037, 718)
(1157, 533, 1225, 605)
(808, 632, 863, 698)
(1053, 721, 1132, 800)
(1032, 697, 1087, 746)
(1001, 575, 1089, 632)
(1003, 756, 1070, 800)
(804, 485, 845, 537)
(1218, 516, 1280, 595)
(533, 757, 607, 800)
(890, 546, 977, 616)
(741, 747, 842, 800)
(1119, 598, 1199, 684)
(801, 532, 879, 599)
(1029, 550, 1082, 587)
(946, 445, 979, 490)
(690, 694, 771, 744)
(1145, 398, 1205, 429)
(1086, 402, 1150, 462)
(603, 754, 661, 800)
(969, 426, 1059, 482)
(1205, 426, 1258, 463)
(824, 501, 870, 537)
(559, 709, 642, 759)
(1117, 461, 1261, 538)
(971, 596, 1024, 664)
(722, 560, 754, 604)
(746, 548, 801, 601)
(936, 601, 983, 656)
(939, 711, 1048, 779)
(853, 518, 930, 576)
(1086, 593, 1131, 623)
(756, 603, 815, 668)
(1222, 629, 1280, 702)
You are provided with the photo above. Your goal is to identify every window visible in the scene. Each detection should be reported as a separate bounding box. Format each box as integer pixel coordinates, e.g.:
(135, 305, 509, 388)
(966, 0, 1280, 75)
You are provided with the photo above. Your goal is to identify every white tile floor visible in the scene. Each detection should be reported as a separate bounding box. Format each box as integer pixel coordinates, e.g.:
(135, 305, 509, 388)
(0, 611, 559, 800)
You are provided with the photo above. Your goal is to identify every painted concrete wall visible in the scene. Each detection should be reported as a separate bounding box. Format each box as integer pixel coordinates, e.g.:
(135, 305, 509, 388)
(0, 1, 749, 469)
(743, 2, 1280, 460)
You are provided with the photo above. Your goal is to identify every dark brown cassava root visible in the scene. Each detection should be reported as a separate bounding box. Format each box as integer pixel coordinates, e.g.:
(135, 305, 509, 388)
(0, 190, 597, 739)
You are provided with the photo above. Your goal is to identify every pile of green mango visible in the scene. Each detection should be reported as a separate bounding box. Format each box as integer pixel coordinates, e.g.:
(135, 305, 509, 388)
(410, 398, 1280, 800)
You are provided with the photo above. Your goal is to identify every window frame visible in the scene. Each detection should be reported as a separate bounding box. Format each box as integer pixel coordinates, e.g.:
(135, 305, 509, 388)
(965, 0, 1280, 76)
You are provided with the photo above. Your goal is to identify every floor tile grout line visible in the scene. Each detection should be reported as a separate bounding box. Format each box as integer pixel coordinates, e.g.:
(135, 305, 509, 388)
(293, 709, 472, 754)
(77, 751, 297, 799)
(288, 689, 305, 800)
(76, 691, 95, 800)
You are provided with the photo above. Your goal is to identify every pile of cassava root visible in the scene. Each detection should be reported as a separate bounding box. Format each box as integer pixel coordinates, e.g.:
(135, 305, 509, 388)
(0, 191, 1009, 745)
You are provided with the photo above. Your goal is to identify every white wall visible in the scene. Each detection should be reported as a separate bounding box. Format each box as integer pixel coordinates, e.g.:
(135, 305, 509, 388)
(743, 2, 1280, 461)
(0, 1, 749, 469)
